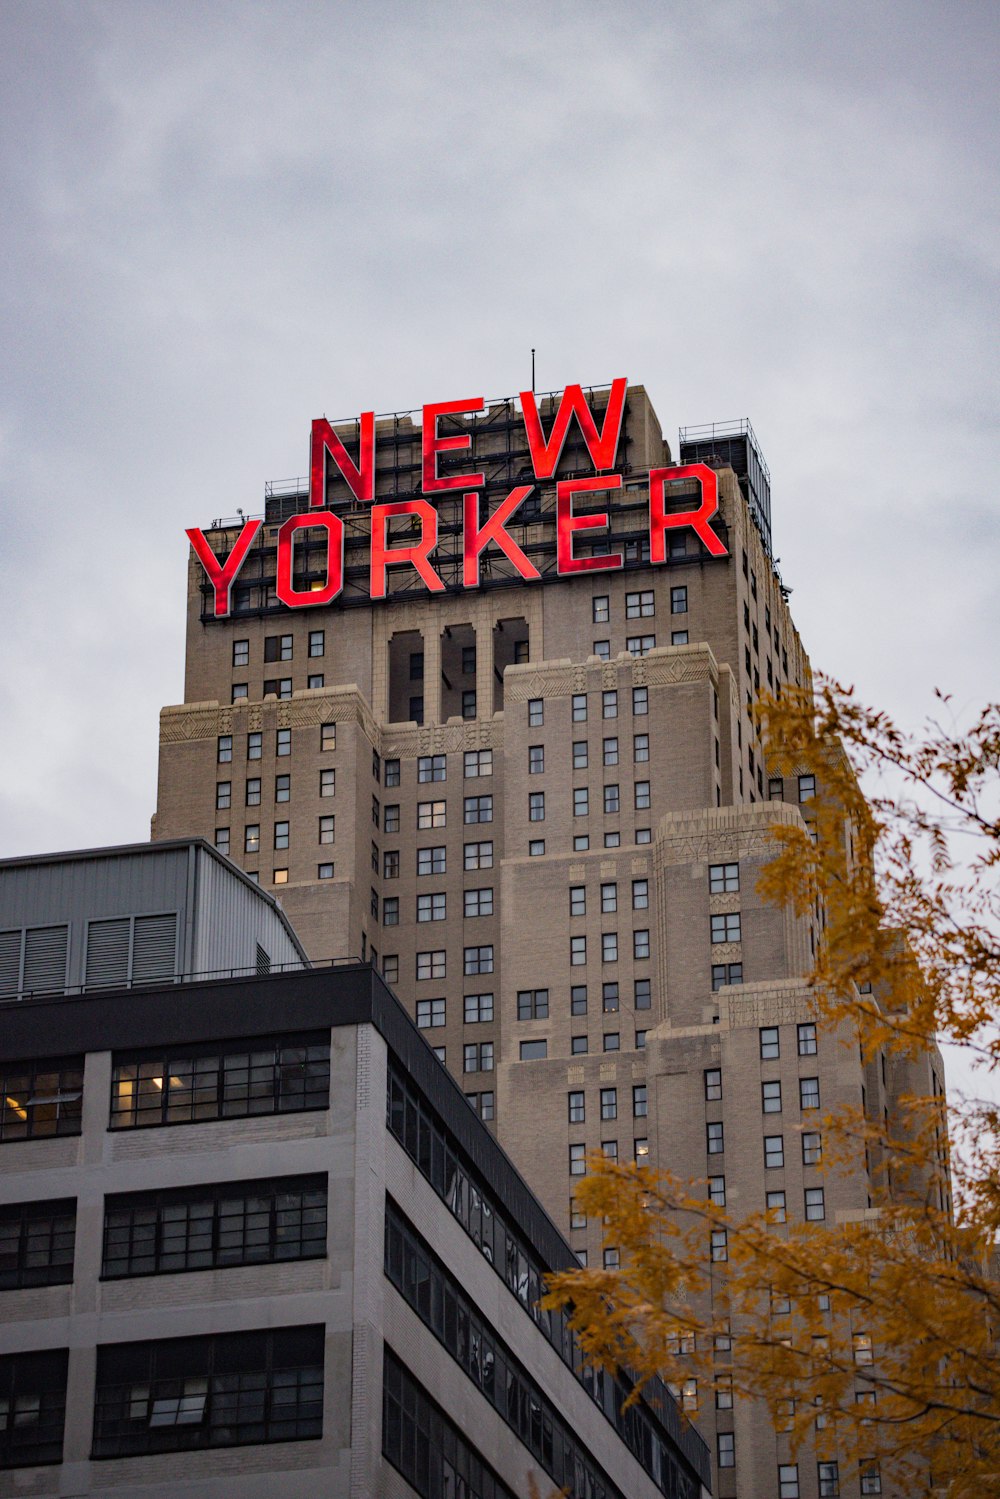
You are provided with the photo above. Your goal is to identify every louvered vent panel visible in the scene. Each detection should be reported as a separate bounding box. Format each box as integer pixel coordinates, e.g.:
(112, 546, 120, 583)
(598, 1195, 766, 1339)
(0, 931, 21, 996)
(85, 918, 130, 989)
(256, 943, 271, 977)
(22, 925, 68, 994)
(132, 914, 177, 983)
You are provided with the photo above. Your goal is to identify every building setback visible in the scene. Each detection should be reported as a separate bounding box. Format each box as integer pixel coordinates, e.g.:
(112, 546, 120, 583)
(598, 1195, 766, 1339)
(153, 383, 949, 1497)
(0, 843, 709, 1497)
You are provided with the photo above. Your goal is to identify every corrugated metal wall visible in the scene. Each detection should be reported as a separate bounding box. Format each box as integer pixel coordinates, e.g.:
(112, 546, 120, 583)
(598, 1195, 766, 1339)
(190, 845, 304, 978)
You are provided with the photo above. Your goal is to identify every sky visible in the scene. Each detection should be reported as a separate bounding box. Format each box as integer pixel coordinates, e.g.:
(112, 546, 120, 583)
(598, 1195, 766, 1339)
(1, 1, 997, 1094)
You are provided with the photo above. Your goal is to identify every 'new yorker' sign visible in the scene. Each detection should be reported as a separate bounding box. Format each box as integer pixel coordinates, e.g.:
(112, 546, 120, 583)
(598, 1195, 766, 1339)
(187, 378, 728, 617)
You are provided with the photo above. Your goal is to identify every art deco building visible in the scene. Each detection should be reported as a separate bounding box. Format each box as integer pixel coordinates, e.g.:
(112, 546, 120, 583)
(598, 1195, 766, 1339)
(153, 383, 948, 1498)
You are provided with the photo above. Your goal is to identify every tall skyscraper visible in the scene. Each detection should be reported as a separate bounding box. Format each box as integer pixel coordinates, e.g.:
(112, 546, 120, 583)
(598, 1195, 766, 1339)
(155, 380, 946, 1497)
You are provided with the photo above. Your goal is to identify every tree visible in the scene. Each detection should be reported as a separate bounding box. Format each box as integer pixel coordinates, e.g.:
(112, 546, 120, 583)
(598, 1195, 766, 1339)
(544, 681, 1000, 1499)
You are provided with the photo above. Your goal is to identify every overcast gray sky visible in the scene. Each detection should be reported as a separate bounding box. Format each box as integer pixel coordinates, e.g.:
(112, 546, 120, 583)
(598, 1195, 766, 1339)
(1, 1, 997, 1090)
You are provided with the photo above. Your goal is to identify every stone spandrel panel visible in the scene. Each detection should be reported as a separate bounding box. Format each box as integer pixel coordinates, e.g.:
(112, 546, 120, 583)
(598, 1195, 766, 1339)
(717, 978, 817, 1030)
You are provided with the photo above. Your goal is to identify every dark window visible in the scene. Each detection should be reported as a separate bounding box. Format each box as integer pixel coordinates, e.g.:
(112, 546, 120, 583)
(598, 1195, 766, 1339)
(102, 1176, 326, 1279)
(463, 795, 493, 824)
(92, 1326, 323, 1458)
(0, 1349, 68, 1468)
(382, 1347, 516, 1499)
(0, 1199, 75, 1290)
(516, 990, 549, 1020)
(0, 1058, 82, 1143)
(110, 1036, 330, 1129)
(519, 1040, 547, 1061)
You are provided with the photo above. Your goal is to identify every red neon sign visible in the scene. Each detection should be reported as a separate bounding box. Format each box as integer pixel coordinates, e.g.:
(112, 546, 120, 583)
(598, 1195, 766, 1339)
(188, 380, 731, 616)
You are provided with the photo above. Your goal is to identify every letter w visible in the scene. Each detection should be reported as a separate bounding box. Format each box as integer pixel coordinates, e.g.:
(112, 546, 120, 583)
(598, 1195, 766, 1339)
(519, 377, 627, 479)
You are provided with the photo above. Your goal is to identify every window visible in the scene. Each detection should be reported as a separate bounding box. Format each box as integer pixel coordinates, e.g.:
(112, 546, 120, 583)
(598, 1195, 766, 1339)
(431, 1045, 445, 1063)
(461, 690, 477, 719)
(276, 728, 291, 757)
(599, 884, 617, 916)
(760, 1026, 780, 1060)
(232, 639, 250, 668)
(603, 1246, 620, 1271)
(802, 1131, 822, 1165)
(765, 1134, 784, 1169)
(306, 672, 324, 690)
(318, 815, 335, 845)
(804, 1187, 825, 1221)
(264, 677, 292, 700)
(464, 946, 493, 976)
(779, 1465, 800, 1498)
(529, 792, 545, 822)
(571, 1036, 588, 1055)
(797, 1022, 818, 1056)
(602, 690, 617, 719)
(593, 640, 610, 660)
(705, 1068, 722, 1101)
(570, 935, 587, 966)
(0, 1198, 75, 1289)
(274, 869, 289, 886)
(629, 1087, 647, 1123)
(711, 912, 742, 943)
(232, 683, 248, 702)
(416, 999, 446, 1029)
(417, 755, 446, 784)
(382, 897, 398, 926)
(372, 795, 381, 829)
(464, 993, 493, 1023)
(463, 841, 492, 870)
(517, 990, 549, 1020)
(244, 825, 260, 854)
(0, 1348, 68, 1467)
(860, 1462, 882, 1494)
(636, 826, 651, 844)
(574, 835, 590, 851)
(601, 737, 618, 768)
(409, 651, 424, 681)
(634, 780, 650, 809)
(519, 1040, 547, 1061)
(569, 1143, 586, 1176)
(464, 750, 492, 778)
(572, 741, 588, 770)
(416, 951, 446, 981)
(853, 1332, 874, 1365)
(383, 850, 399, 880)
(217, 735, 232, 763)
(215, 782, 231, 811)
(592, 595, 610, 623)
(92, 1326, 323, 1457)
(602, 933, 618, 963)
(273, 821, 289, 850)
(241, 777, 260, 808)
(463, 795, 492, 824)
(709, 862, 739, 893)
(800, 1076, 820, 1110)
(818, 1461, 840, 1496)
(708, 1175, 726, 1206)
(462, 645, 476, 675)
(305, 629, 324, 658)
(464, 888, 493, 918)
(634, 977, 651, 1009)
(417, 846, 446, 877)
(570, 1197, 586, 1228)
(600, 1087, 618, 1121)
(382, 955, 398, 983)
(626, 590, 654, 618)
(603, 1033, 620, 1052)
(247, 731, 262, 760)
(110, 1035, 330, 1129)
(317, 768, 335, 799)
(215, 829, 230, 855)
(711, 1228, 729, 1264)
(384, 759, 400, 787)
(798, 772, 818, 804)
(463, 1042, 493, 1073)
(603, 784, 620, 814)
(417, 893, 446, 923)
(627, 635, 656, 656)
(670, 585, 687, 614)
(102, 1175, 325, 1279)
(572, 693, 587, 722)
(632, 686, 648, 716)
(711, 962, 743, 990)
(633, 929, 650, 960)
(320, 722, 336, 751)
(528, 745, 544, 774)
(317, 863, 334, 880)
(264, 634, 293, 663)
(766, 1189, 787, 1223)
(573, 788, 589, 817)
(465, 1091, 495, 1121)
(759, 1080, 782, 1115)
(528, 698, 543, 726)
(707, 1121, 724, 1154)
(417, 801, 446, 829)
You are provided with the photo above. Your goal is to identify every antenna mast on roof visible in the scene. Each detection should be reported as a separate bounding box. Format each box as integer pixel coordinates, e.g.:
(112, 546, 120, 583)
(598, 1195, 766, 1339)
(531, 348, 536, 394)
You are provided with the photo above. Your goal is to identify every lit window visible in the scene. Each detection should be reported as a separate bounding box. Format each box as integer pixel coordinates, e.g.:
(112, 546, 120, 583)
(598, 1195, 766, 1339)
(853, 1332, 874, 1365)
(320, 723, 336, 751)
(244, 825, 260, 854)
(592, 595, 610, 623)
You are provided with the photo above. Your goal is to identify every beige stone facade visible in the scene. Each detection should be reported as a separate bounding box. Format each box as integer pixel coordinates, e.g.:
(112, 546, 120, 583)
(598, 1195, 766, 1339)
(154, 387, 946, 1498)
